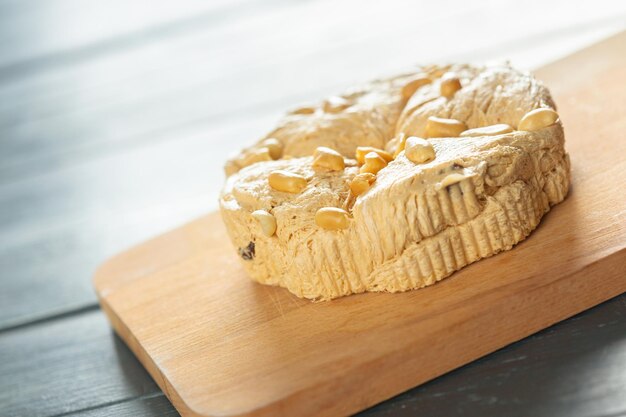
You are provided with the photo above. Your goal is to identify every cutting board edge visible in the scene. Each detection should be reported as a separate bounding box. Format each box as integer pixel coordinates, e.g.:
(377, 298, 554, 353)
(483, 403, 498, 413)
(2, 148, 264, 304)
(92, 30, 626, 417)
(95, 244, 626, 417)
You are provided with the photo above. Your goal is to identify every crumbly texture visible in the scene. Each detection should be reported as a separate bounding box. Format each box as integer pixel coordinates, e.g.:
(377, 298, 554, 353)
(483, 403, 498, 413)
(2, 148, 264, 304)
(219, 64, 570, 300)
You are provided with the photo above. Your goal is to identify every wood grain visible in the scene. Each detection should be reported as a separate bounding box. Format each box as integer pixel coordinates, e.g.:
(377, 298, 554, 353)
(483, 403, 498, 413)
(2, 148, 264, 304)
(93, 32, 626, 417)
(1, 1, 625, 416)
(1, 0, 625, 329)
(1, 295, 624, 417)
(361, 295, 626, 417)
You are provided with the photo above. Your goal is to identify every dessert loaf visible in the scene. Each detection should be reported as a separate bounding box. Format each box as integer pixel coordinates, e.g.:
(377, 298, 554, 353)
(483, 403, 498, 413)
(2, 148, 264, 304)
(219, 63, 570, 300)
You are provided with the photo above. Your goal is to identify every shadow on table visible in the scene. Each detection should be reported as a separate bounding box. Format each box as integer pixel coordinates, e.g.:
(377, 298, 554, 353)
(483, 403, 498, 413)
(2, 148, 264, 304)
(111, 332, 181, 416)
(359, 293, 626, 417)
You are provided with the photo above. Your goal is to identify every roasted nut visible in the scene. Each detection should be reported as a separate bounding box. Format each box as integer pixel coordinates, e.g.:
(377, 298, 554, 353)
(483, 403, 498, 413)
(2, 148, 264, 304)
(392, 133, 407, 157)
(224, 160, 240, 176)
(401, 75, 431, 100)
(268, 170, 307, 193)
(349, 172, 376, 196)
(239, 147, 272, 168)
(460, 124, 513, 137)
(323, 96, 351, 113)
(261, 138, 283, 159)
(315, 207, 351, 230)
(518, 108, 559, 131)
(312, 146, 345, 171)
(425, 116, 468, 138)
(290, 106, 316, 115)
(425, 65, 448, 78)
(360, 152, 387, 174)
(251, 210, 277, 237)
(440, 72, 462, 99)
(355, 146, 393, 164)
(438, 173, 466, 189)
(404, 136, 436, 164)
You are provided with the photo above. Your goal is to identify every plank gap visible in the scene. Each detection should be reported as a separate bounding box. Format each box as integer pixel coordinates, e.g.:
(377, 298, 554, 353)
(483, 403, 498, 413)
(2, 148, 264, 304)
(0, 303, 100, 333)
(47, 392, 168, 417)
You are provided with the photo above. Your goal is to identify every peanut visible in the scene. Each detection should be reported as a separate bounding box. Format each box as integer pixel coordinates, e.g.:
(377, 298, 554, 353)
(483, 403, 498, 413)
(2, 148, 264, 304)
(315, 207, 351, 230)
(518, 108, 559, 131)
(290, 106, 316, 115)
(251, 210, 277, 237)
(460, 124, 513, 137)
(312, 146, 345, 171)
(323, 96, 351, 113)
(261, 138, 283, 160)
(224, 160, 239, 177)
(268, 170, 307, 194)
(239, 147, 272, 168)
(404, 136, 435, 164)
(355, 146, 393, 165)
(438, 173, 466, 189)
(425, 116, 467, 138)
(349, 173, 376, 196)
(360, 152, 387, 174)
(440, 72, 462, 99)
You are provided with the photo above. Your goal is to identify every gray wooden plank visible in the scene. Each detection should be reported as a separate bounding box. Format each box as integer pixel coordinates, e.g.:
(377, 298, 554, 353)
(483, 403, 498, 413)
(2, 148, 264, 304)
(1, 20, 625, 328)
(0, 1, 624, 181)
(55, 394, 179, 417)
(1, 0, 625, 328)
(0, 1, 624, 417)
(1, 295, 624, 417)
(359, 293, 626, 417)
(0, 114, 276, 329)
(0, 310, 161, 417)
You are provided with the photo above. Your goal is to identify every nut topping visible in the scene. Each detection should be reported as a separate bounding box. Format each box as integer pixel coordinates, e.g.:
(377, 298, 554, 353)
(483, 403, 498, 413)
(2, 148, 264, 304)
(404, 137, 436, 164)
(251, 210, 277, 237)
(268, 170, 307, 194)
(518, 108, 559, 131)
(349, 173, 376, 196)
(425, 116, 468, 138)
(261, 138, 283, 160)
(360, 152, 387, 175)
(315, 207, 351, 230)
(440, 72, 462, 99)
(355, 146, 393, 164)
(312, 146, 345, 171)
(461, 124, 513, 137)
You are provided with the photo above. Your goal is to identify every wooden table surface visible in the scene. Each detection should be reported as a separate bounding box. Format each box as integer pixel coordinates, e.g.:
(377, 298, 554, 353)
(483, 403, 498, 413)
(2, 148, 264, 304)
(0, 1, 625, 416)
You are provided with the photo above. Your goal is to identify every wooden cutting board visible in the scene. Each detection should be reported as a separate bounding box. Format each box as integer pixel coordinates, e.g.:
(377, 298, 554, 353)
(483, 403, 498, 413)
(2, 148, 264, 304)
(94, 32, 626, 417)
